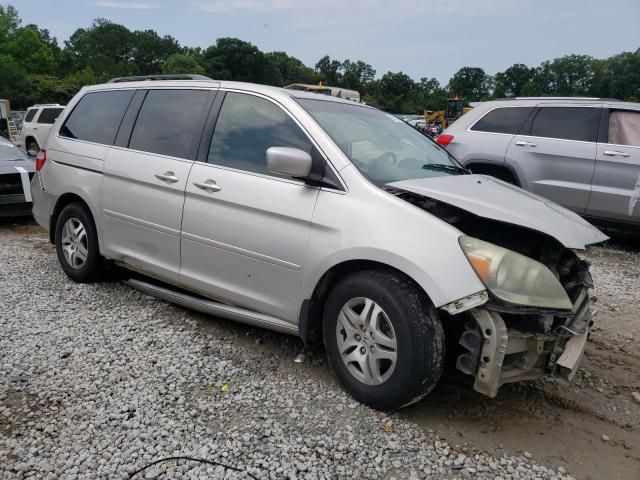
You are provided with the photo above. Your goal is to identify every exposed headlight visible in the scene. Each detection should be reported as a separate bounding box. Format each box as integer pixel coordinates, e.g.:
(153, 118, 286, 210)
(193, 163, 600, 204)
(459, 236, 572, 310)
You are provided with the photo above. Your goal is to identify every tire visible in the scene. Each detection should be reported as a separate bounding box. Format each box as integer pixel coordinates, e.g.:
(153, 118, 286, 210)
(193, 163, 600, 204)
(26, 138, 39, 154)
(54, 203, 105, 283)
(323, 270, 445, 410)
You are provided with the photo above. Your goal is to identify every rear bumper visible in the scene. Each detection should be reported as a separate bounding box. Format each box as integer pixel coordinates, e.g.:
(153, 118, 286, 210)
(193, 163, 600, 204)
(459, 290, 592, 397)
(30, 173, 57, 232)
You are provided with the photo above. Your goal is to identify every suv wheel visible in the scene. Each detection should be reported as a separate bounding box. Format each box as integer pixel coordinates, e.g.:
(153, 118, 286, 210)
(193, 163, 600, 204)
(323, 270, 445, 410)
(54, 203, 105, 282)
(26, 138, 39, 154)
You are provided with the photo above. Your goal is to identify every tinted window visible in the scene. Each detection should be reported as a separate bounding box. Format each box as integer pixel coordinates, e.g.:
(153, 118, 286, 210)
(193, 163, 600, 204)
(530, 107, 600, 142)
(24, 109, 37, 122)
(471, 107, 533, 134)
(208, 92, 312, 176)
(36, 107, 63, 124)
(60, 91, 134, 145)
(129, 90, 209, 159)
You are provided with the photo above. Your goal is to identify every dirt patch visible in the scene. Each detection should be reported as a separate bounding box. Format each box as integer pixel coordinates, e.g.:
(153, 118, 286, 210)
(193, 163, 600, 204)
(0, 390, 41, 437)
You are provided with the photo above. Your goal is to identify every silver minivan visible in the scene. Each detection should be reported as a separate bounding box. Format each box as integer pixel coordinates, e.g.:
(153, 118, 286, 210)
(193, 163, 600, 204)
(31, 76, 607, 409)
(440, 97, 640, 230)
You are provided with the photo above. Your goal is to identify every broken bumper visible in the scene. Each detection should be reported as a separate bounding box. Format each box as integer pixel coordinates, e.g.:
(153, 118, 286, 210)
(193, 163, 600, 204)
(458, 288, 592, 398)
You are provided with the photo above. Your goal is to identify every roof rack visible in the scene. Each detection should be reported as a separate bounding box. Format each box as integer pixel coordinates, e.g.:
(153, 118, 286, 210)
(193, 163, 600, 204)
(107, 74, 213, 83)
(494, 96, 621, 101)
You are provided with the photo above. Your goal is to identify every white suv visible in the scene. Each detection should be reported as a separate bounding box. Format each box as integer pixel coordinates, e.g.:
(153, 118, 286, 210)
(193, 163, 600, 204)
(31, 76, 607, 409)
(16, 104, 65, 154)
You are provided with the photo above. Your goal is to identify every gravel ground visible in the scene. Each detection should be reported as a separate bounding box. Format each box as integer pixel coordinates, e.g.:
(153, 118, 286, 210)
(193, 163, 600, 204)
(1, 223, 636, 480)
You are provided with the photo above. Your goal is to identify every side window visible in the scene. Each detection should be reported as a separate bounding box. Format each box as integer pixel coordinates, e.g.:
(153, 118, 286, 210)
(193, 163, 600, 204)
(530, 107, 600, 142)
(208, 92, 312, 176)
(128, 89, 210, 159)
(36, 107, 63, 124)
(608, 110, 640, 147)
(24, 109, 37, 123)
(60, 91, 134, 145)
(470, 107, 533, 134)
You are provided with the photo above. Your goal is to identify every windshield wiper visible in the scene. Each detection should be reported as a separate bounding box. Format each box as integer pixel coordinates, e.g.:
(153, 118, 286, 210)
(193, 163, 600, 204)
(421, 163, 469, 174)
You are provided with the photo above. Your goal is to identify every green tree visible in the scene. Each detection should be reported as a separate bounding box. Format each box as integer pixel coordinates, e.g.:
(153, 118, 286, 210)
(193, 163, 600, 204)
(64, 18, 137, 78)
(0, 54, 31, 109)
(265, 51, 318, 85)
(448, 67, 493, 101)
(315, 55, 342, 85)
(417, 77, 448, 110)
(132, 29, 180, 75)
(3, 27, 56, 75)
(201, 38, 270, 83)
(375, 71, 416, 112)
(493, 63, 534, 97)
(0, 4, 20, 45)
(162, 53, 205, 75)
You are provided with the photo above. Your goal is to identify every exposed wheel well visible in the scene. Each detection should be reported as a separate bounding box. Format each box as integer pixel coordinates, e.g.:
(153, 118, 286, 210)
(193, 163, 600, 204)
(25, 136, 39, 148)
(467, 162, 519, 186)
(299, 260, 428, 346)
(49, 193, 91, 244)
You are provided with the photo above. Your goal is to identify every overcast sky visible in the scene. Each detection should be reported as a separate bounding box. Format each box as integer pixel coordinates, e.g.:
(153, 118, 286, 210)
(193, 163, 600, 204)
(6, 0, 640, 83)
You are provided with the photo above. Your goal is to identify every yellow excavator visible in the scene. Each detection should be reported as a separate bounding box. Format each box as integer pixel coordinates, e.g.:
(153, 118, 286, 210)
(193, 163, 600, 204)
(423, 97, 472, 128)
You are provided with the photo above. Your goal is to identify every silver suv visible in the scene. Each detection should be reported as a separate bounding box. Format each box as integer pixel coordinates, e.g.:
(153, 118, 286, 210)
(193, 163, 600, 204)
(31, 76, 607, 409)
(439, 97, 640, 230)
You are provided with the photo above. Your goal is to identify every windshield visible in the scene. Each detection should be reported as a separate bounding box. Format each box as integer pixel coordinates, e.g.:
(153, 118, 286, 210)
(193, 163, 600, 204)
(0, 142, 29, 161)
(296, 98, 467, 185)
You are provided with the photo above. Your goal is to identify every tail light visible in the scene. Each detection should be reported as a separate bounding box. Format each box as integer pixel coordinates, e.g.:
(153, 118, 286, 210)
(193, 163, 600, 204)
(436, 134, 454, 147)
(35, 149, 47, 171)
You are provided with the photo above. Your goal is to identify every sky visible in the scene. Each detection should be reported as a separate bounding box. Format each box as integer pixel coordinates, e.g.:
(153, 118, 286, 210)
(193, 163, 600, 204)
(5, 0, 640, 83)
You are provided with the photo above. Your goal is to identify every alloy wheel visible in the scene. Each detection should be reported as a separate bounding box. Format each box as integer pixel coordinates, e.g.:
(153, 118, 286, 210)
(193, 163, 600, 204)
(336, 297, 398, 385)
(61, 217, 88, 269)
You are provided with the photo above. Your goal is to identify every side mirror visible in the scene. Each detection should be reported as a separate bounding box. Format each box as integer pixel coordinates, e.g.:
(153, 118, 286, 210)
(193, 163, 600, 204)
(266, 147, 312, 178)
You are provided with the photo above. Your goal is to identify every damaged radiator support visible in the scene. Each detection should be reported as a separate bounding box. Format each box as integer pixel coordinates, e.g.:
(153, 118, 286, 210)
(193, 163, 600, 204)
(457, 288, 593, 398)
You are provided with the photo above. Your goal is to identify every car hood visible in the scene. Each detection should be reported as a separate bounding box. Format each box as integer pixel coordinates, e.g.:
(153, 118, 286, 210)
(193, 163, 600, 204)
(388, 174, 608, 249)
(0, 158, 35, 175)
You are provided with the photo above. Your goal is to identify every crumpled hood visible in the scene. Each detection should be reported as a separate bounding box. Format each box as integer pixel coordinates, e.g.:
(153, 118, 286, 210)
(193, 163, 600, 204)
(388, 174, 608, 249)
(0, 158, 35, 175)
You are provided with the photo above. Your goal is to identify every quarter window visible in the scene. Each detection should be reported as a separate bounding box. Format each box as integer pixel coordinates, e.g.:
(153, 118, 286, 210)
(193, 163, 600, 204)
(470, 107, 533, 134)
(129, 89, 210, 159)
(60, 91, 134, 145)
(530, 107, 600, 142)
(36, 107, 63, 124)
(24, 109, 37, 122)
(208, 92, 312, 176)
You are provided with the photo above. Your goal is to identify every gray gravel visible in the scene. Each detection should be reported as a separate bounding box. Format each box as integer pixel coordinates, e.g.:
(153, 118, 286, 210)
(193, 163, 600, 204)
(1, 226, 578, 479)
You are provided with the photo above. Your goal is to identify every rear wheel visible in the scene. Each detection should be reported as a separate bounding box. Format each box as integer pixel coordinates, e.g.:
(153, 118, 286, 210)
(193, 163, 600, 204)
(54, 203, 105, 282)
(323, 270, 445, 410)
(26, 138, 39, 154)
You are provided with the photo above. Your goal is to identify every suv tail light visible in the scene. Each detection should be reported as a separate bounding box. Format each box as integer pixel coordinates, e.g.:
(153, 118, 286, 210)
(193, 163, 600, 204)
(35, 149, 47, 171)
(436, 134, 454, 147)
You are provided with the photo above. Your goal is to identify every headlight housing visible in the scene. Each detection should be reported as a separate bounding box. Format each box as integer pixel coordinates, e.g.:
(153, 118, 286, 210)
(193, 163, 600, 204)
(459, 236, 572, 310)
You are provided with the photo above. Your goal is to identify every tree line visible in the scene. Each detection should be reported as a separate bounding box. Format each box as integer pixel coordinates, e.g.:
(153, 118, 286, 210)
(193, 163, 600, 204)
(1, 5, 638, 112)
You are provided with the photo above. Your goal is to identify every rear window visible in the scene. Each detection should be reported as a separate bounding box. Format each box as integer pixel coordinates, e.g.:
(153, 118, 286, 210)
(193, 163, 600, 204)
(36, 107, 63, 124)
(128, 89, 210, 159)
(530, 107, 600, 142)
(60, 91, 134, 145)
(24, 109, 37, 122)
(470, 107, 534, 134)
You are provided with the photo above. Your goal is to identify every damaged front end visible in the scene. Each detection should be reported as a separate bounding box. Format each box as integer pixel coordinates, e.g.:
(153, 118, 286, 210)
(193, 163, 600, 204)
(392, 187, 599, 397)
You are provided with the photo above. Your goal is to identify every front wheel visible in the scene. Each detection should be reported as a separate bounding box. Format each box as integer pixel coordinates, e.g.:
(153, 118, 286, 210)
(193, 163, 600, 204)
(323, 270, 445, 410)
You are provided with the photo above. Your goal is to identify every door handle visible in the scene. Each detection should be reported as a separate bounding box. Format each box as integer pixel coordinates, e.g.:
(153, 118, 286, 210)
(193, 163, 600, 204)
(515, 141, 537, 147)
(154, 171, 179, 183)
(603, 150, 630, 158)
(193, 179, 221, 193)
